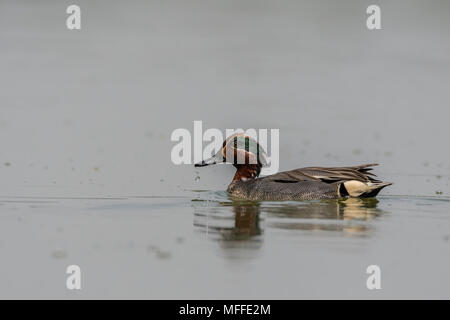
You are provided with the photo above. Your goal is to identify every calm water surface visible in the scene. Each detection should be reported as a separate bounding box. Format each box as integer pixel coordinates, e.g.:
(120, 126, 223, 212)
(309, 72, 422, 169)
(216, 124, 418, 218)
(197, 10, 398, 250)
(1, 192, 449, 299)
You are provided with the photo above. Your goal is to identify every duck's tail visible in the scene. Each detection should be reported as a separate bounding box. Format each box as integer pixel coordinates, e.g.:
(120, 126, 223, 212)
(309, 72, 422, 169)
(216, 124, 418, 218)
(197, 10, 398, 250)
(342, 180, 392, 198)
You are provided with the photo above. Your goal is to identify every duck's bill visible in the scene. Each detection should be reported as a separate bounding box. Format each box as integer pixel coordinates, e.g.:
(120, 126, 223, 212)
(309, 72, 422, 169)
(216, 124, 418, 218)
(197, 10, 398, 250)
(194, 156, 217, 167)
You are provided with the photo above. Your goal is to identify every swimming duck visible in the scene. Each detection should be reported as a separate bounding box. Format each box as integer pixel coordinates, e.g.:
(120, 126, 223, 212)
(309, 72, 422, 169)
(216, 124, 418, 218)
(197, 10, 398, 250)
(195, 133, 392, 201)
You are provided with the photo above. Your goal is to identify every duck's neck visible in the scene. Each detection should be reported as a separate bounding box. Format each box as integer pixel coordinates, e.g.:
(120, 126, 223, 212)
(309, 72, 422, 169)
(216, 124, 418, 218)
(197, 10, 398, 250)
(232, 164, 261, 182)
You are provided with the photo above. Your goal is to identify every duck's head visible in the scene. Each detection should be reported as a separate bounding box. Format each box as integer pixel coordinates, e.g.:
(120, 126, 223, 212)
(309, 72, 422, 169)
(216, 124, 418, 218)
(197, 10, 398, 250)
(195, 133, 268, 181)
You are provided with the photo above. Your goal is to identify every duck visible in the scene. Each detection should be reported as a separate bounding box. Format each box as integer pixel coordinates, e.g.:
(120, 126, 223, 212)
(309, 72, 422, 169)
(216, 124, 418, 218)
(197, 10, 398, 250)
(194, 133, 392, 201)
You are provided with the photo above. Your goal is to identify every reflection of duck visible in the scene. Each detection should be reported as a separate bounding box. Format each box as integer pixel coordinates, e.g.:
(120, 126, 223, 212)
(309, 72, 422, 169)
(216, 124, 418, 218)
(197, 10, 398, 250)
(194, 202, 262, 242)
(267, 197, 383, 235)
(194, 201, 263, 257)
(192, 196, 384, 259)
(340, 197, 380, 220)
(195, 133, 392, 200)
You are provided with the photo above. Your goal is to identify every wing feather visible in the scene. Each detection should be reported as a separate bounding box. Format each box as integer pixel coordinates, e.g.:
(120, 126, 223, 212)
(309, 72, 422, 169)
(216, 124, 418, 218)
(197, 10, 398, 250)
(262, 164, 381, 184)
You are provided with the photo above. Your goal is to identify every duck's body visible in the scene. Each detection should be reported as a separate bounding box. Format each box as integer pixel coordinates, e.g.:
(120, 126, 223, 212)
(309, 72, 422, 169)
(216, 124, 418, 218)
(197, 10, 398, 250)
(195, 134, 392, 201)
(227, 164, 391, 201)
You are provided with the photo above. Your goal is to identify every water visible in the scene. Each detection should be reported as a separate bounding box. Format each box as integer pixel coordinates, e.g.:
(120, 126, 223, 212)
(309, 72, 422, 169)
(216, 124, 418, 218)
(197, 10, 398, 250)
(1, 0, 450, 298)
(1, 193, 449, 298)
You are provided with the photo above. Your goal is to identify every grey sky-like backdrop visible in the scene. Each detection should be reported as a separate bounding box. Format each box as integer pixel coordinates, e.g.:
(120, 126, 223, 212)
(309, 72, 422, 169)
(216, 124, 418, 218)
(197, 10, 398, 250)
(1, 0, 449, 197)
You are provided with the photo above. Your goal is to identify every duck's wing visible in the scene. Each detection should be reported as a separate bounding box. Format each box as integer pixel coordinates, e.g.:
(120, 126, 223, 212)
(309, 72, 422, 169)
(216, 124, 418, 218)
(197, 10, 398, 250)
(262, 164, 391, 198)
(262, 163, 381, 184)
